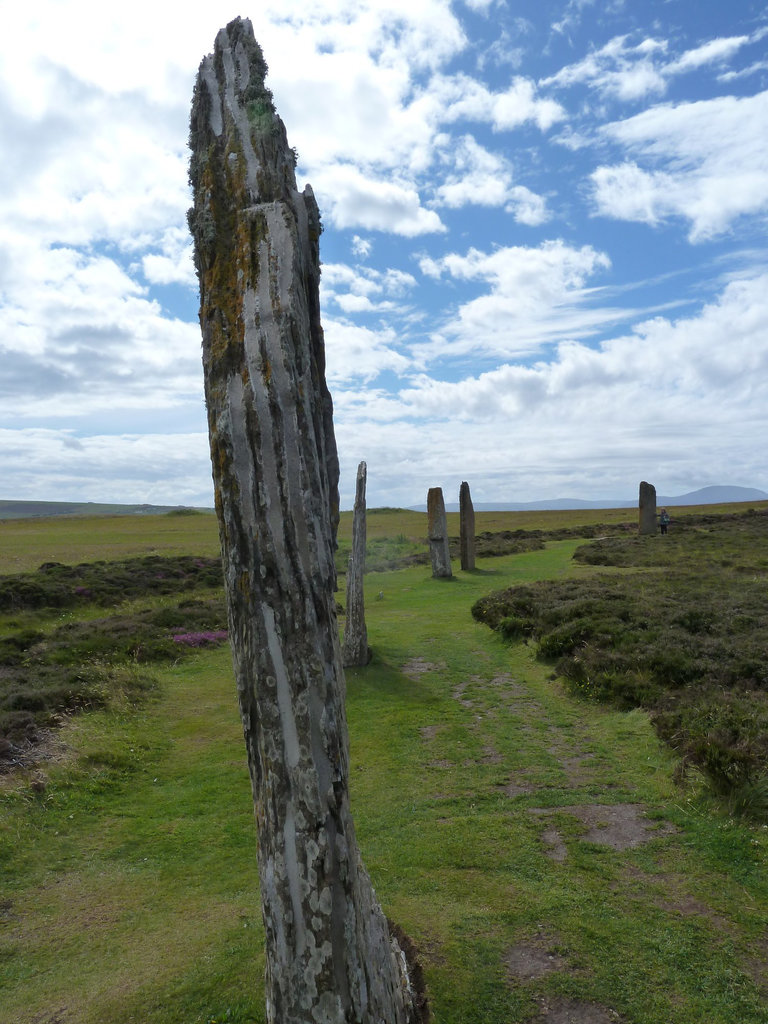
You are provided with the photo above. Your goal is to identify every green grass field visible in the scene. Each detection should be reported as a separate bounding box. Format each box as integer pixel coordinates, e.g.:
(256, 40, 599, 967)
(1, 509, 767, 1023)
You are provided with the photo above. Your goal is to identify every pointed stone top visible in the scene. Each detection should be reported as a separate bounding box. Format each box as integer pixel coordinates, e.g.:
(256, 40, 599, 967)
(189, 16, 298, 216)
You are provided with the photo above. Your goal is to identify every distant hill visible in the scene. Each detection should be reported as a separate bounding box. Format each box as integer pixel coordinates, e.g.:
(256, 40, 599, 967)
(411, 485, 768, 513)
(658, 485, 768, 506)
(0, 500, 213, 520)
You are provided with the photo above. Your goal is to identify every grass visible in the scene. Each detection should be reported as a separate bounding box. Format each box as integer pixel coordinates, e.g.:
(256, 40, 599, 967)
(0, 513, 221, 574)
(1, 509, 767, 1022)
(472, 511, 768, 809)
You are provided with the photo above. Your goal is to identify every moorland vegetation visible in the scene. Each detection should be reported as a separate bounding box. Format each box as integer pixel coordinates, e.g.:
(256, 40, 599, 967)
(1, 504, 767, 1023)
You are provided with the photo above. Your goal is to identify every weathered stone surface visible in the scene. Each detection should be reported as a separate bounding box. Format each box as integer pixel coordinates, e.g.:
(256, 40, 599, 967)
(459, 481, 475, 571)
(188, 19, 418, 1024)
(639, 480, 657, 535)
(342, 461, 370, 667)
(427, 487, 452, 578)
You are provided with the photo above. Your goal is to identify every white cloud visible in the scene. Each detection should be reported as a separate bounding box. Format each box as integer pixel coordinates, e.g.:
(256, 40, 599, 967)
(589, 162, 669, 227)
(432, 134, 549, 223)
(542, 34, 667, 101)
(551, 0, 598, 40)
(311, 163, 445, 235)
(0, 428, 212, 506)
(416, 240, 614, 361)
(321, 262, 418, 313)
(141, 228, 197, 288)
(0, 238, 202, 419)
(543, 30, 756, 105)
(401, 271, 768, 414)
(328, 270, 768, 506)
(351, 235, 372, 258)
(506, 187, 550, 225)
(430, 73, 566, 131)
(719, 60, 768, 83)
(592, 91, 768, 239)
(324, 319, 412, 383)
(665, 36, 750, 75)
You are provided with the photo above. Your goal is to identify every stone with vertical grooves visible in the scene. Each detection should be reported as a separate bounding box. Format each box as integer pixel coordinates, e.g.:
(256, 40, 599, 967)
(459, 481, 475, 571)
(188, 19, 418, 1024)
(638, 480, 657, 536)
(427, 487, 452, 578)
(342, 461, 370, 667)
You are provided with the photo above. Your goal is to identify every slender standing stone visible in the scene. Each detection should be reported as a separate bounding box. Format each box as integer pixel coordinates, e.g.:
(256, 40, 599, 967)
(427, 487, 452, 578)
(459, 481, 476, 571)
(342, 461, 370, 667)
(639, 480, 657, 535)
(188, 19, 418, 1024)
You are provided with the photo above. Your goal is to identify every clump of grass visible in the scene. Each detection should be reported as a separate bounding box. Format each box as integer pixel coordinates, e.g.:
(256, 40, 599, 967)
(472, 510, 768, 818)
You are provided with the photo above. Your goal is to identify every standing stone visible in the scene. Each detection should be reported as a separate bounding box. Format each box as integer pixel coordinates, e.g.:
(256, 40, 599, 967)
(188, 19, 419, 1024)
(427, 487, 452, 578)
(459, 481, 476, 571)
(342, 461, 370, 667)
(639, 480, 657, 535)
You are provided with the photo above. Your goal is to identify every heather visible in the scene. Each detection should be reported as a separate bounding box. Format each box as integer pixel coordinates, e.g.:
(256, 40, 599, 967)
(1, 575, 227, 767)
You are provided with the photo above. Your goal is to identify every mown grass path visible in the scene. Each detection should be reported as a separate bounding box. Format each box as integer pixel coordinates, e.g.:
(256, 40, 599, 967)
(2, 541, 767, 1023)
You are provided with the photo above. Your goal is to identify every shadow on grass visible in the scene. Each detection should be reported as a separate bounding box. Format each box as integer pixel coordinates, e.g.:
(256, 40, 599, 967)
(346, 651, 436, 706)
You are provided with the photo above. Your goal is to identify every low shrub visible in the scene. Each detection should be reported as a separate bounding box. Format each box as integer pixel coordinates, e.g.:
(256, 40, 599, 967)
(0, 555, 223, 613)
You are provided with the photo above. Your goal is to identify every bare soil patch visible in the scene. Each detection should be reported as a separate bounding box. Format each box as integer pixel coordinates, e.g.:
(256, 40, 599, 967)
(488, 672, 525, 693)
(451, 679, 473, 707)
(530, 804, 677, 859)
(531, 996, 624, 1023)
(402, 657, 441, 680)
(745, 932, 768, 998)
(540, 826, 569, 862)
(30, 1010, 69, 1024)
(504, 940, 569, 981)
(655, 895, 733, 933)
(500, 780, 539, 798)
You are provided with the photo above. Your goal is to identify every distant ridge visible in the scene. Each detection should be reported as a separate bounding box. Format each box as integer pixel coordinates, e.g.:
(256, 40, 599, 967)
(411, 485, 768, 513)
(0, 500, 213, 520)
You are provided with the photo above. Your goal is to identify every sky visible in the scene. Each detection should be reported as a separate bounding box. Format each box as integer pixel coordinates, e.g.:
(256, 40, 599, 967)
(1, 0, 767, 510)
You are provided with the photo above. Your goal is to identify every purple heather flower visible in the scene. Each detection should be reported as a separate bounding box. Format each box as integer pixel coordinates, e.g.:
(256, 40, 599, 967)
(172, 630, 228, 647)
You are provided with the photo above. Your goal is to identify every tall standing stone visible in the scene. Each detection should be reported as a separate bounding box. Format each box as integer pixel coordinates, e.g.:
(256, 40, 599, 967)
(188, 19, 419, 1024)
(427, 487, 452, 578)
(342, 461, 370, 667)
(639, 480, 657, 535)
(459, 481, 476, 571)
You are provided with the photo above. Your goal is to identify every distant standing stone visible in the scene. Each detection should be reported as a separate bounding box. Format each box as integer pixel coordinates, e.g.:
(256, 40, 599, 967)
(343, 461, 371, 666)
(459, 481, 476, 571)
(639, 480, 657, 535)
(427, 487, 452, 578)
